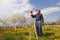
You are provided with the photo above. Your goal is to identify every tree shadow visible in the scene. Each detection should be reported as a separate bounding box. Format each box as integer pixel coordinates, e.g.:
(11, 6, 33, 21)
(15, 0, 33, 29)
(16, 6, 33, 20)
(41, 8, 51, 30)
(43, 32, 55, 37)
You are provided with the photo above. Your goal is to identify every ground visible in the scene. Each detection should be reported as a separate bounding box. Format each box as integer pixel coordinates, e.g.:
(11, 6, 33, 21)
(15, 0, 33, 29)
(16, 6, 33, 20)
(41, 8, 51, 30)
(0, 25, 60, 40)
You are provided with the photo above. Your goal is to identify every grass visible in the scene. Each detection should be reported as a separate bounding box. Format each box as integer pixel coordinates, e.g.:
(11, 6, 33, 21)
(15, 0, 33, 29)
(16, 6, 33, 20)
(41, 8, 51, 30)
(0, 25, 60, 40)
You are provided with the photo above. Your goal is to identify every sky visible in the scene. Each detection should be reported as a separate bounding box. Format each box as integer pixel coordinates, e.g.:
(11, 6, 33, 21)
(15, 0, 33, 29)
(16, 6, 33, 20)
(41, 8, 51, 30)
(29, 0, 60, 22)
(0, 0, 60, 23)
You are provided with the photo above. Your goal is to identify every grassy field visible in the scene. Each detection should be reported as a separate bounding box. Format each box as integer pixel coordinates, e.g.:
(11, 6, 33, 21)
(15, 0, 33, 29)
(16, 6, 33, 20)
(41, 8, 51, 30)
(0, 25, 60, 40)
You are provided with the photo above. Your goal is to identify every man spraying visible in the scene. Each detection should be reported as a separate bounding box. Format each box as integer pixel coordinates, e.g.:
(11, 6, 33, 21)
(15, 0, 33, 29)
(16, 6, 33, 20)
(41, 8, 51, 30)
(29, 9, 44, 37)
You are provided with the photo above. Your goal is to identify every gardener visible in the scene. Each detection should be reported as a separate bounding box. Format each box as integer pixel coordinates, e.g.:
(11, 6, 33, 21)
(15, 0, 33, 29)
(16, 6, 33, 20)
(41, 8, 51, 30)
(29, 9, 44, 37)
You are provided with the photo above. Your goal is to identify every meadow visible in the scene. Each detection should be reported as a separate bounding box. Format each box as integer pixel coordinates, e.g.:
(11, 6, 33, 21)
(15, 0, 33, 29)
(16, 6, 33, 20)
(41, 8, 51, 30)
(0, 25, 60, 40)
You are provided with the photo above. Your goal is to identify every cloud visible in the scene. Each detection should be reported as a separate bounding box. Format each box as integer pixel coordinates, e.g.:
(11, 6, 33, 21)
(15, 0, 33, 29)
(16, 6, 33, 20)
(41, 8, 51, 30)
(0, 0, 35, 26)
(41, 7, 60, 15)
(0, 0, 34, 18)
(56, 2, 60, 5)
